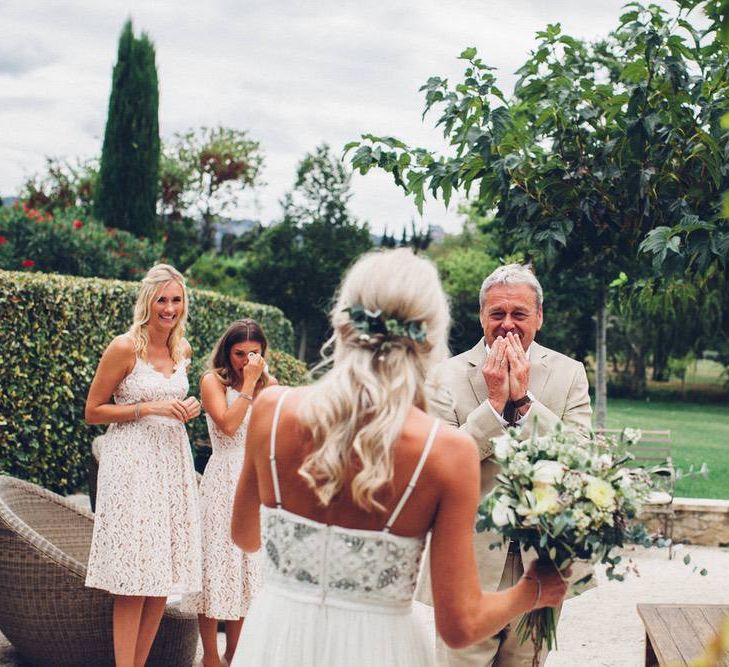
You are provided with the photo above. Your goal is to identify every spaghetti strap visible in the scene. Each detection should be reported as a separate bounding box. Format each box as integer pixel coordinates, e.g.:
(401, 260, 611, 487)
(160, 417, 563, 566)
(269, 389, 291, 508)
(383, 419, 440, 533)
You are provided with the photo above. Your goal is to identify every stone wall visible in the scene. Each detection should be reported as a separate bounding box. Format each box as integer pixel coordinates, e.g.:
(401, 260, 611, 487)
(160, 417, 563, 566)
(639, 497, 729, 547)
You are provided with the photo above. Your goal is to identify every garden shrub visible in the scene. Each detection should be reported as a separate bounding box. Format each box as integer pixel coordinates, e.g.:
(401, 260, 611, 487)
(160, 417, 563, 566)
(0, 270, 306, 494)
(0, 203, 161, 280)
(185, 251, 249, 298)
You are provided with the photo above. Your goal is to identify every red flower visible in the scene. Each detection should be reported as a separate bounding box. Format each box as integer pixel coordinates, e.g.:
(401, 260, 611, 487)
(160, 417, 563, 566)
(21, 259, 35, 268)
(0, 235, 7, 245)
(73, 219, 83, 229)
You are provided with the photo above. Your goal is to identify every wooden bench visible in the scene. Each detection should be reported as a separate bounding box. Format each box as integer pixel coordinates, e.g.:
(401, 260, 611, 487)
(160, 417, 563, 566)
(596, 429, 675, 551)
(637, 603, 729, 665)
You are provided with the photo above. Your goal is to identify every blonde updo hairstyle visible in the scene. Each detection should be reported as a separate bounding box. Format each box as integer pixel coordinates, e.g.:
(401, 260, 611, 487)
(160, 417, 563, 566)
(298, 248, 450, 512)
(128, 264, 188, 364)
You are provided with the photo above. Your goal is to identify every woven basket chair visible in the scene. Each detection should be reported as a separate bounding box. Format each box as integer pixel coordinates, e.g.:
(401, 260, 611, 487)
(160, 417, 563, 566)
(0, 475, 199, 667)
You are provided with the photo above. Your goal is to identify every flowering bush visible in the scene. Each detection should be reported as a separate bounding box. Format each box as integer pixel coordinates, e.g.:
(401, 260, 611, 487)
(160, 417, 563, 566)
(477, 425, 656, 660)
(0, 203, 161, 280)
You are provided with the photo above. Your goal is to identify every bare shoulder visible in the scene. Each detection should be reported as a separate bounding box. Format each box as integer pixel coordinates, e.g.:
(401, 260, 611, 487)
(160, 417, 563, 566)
(428, 422, 479, 481)
(200, 370, 225, 393)
(105, 334, 136, 362)
(181, 337, 193, 359)
(254, 384, 293, 411)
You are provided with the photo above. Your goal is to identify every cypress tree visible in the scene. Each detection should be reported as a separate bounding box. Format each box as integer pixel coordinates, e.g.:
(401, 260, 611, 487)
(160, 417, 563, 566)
(95, 19, 160, 238)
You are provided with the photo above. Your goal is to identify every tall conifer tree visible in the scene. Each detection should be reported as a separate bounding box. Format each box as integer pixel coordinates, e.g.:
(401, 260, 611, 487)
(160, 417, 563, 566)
(95, 20, 160, 238)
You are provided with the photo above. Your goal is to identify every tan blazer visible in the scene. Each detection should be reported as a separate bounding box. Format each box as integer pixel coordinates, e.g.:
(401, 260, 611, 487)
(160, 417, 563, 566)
(419, 338, 593, 596)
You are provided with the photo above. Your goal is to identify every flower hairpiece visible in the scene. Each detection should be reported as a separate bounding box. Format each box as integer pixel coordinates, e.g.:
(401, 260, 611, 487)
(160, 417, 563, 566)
(343, 304, 427, 348)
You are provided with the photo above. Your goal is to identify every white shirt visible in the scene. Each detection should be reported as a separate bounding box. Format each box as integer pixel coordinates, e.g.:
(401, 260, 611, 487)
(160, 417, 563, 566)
(484, 342, 533, 427)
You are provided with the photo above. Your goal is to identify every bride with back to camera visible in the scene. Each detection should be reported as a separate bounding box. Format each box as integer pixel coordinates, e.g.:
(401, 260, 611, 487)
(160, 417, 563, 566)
(229, 248, 568, 666)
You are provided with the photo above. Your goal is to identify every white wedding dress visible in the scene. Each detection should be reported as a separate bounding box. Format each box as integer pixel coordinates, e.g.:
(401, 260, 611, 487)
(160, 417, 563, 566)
(231, 391, 438, 666)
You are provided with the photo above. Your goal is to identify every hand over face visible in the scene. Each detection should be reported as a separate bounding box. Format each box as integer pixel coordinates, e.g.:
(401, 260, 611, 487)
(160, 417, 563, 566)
(505, 332, 530, 401)
(245, 352, 266, 384)
(482, 336, 510, 414)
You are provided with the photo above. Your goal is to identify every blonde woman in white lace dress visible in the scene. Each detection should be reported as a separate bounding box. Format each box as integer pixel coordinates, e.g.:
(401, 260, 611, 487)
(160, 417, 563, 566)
(85, 264, 203, 667)
(230, 249, 569, 666)
(185, 319, 275, 667)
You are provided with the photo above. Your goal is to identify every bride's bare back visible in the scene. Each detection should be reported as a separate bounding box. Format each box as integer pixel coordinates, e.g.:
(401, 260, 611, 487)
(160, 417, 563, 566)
(232, 385, 566, 649)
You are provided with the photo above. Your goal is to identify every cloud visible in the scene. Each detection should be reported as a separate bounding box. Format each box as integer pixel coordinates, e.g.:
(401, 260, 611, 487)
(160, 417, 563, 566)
(0, 42, 55, 77)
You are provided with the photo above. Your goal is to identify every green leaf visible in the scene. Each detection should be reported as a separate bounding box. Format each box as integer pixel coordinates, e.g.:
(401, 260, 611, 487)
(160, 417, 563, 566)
(460, 47, 477, 61)
(619, 10, 639, 25)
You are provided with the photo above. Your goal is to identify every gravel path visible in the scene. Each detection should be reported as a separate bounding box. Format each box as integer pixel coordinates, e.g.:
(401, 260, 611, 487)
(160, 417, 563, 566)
(547, 544, 729, 666)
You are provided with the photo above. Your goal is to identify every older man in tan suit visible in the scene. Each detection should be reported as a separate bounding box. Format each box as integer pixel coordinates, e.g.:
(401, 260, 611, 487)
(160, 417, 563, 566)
(419, 263, 592, 666)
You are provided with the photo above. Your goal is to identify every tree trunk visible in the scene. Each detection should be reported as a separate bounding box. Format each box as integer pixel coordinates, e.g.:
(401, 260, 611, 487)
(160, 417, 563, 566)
(651, 331, 670, 382)
(297, 322, 308, 361)
(629, 342, 647, 398)
(201, 212, 216, 251)
(595, 297, 608, 428)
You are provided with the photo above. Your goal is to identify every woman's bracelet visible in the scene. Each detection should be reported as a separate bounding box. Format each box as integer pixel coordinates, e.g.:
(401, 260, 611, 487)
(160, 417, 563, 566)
(522, 574, 542, 607)
(239, 392, 254, 402)
(133, 403, 142, 420)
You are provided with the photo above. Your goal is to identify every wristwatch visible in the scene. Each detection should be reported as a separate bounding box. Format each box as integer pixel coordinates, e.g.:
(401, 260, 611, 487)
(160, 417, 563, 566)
(511, 391, 535, 409)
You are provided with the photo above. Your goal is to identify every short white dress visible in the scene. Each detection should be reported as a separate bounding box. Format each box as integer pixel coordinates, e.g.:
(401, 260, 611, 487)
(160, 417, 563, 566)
(85, 357, 202, 596)
(183, 387, 262, 618)
(231, 390, 438, 666)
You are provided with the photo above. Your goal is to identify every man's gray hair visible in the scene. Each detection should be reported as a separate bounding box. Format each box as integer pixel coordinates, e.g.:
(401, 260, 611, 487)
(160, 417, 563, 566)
(479, 263, 543, 310)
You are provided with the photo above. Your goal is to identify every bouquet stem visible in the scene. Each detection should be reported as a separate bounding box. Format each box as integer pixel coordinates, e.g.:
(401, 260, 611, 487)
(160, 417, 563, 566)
(515, 607, 557, 667)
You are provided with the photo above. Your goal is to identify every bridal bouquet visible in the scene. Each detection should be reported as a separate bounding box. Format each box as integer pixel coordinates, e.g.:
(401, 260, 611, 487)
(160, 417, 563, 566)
(477, 424, 653, 662)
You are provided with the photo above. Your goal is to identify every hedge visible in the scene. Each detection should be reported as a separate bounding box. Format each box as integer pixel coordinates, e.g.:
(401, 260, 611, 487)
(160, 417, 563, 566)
(0, 270, 307, 493)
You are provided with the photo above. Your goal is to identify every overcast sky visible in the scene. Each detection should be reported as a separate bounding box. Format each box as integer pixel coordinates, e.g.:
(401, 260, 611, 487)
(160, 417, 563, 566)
(1, 1, 679, 234)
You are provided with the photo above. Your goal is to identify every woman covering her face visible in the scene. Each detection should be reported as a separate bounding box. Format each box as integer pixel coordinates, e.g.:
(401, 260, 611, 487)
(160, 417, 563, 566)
(183, 319, 276, 667)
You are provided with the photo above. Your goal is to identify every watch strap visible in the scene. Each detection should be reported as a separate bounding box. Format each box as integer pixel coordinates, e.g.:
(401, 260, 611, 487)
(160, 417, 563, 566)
(511, 393, 532, 409)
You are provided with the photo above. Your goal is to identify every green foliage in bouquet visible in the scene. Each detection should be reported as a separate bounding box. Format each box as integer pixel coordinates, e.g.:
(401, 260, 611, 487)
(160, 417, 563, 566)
(0, 270, 305, 494)
(0, 204, 161, 280)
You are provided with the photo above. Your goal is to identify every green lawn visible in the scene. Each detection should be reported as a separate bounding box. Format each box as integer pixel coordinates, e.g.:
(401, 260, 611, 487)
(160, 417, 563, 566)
(600, 399, 729, 500)
(683, 359, 725, 385)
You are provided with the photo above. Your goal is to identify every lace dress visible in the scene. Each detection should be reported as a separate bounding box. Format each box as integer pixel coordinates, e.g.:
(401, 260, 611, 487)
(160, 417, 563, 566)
(231, 391, 438, 667)
(183, 387, 262, 619)
(85, 357, 202, 596)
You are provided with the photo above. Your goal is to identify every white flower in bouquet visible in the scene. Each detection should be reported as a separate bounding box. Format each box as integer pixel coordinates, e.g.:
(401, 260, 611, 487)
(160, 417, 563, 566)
(493, 434, 514, 460)
(491, 495, 514, 527)
(532, 460, 566, 485)
(572, 506, 591, 533)
(596, 453, 613, 471)
(511, 451, 533, 477)
(562, 470, 583, 494)
(533, 484, 561, 515)
(584, 475, 617, 509)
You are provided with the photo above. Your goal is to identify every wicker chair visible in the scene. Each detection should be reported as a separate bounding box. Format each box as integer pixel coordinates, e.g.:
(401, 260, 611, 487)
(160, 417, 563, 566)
(0, 475, 199, 667)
